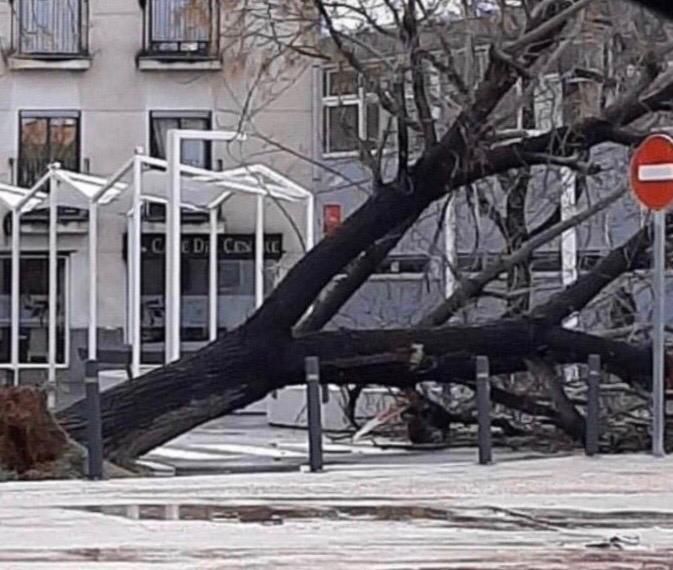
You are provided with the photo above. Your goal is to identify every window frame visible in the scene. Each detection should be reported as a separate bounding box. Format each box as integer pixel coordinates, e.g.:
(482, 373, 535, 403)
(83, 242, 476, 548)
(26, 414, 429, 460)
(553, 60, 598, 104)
(142, 0, 219, 60)
(12, 0, 89, 58)
(148, 110, 213, 170)
(321, 65, 381, 158)
(0, 253, 70, 369)
(17, 110, 82, 188)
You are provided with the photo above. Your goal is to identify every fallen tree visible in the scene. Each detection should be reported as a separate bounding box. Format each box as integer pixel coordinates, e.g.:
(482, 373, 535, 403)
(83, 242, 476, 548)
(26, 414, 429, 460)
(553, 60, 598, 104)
(14, 0, 673, 471)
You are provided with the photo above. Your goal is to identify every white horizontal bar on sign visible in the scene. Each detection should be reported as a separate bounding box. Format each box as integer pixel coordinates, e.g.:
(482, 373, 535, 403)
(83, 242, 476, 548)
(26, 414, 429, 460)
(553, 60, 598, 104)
(638, 164, 673, 182)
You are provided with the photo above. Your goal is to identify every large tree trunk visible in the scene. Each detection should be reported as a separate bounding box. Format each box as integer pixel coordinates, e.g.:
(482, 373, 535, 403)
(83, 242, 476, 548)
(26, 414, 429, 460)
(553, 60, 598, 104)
(57, 316, 655, 463)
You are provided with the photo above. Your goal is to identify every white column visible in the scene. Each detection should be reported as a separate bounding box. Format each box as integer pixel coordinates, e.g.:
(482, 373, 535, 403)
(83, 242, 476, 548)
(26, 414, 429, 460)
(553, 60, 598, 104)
(125, 215, 133, 345)
(255, 194, 265, 308)
(88, 202, 97, 361)
(47, 172, 58, 409)
(305, 193, 315, 252)
(560, 167, 578, 329)
(209, 207, 218, 342)
(166, 131, 182, 363)
(444, 197, 457, 298)
(131, 153, 143, 377)
(10, 208, 20, 386)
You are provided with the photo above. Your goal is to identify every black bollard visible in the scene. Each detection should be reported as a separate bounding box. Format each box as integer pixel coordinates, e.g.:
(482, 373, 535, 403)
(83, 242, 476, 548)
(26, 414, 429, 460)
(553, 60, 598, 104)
(305, 356, 323, 472)
(476, 356, 492, 465)
(85, 360, 104, 480)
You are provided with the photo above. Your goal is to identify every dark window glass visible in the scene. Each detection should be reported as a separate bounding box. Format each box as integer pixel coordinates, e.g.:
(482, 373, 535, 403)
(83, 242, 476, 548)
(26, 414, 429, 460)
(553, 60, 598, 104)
(18, 112, 80, 187)
(0, 257, 66, 364)
(323, 105, 359, 154)
(149, 112, 212, 169)
(18, 0, 85, 55)
(147, 0, 213, 55)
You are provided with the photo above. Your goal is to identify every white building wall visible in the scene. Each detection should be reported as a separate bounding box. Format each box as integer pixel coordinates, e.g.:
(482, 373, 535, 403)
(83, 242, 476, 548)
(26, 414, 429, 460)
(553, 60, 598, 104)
(0, 0, 315, 379)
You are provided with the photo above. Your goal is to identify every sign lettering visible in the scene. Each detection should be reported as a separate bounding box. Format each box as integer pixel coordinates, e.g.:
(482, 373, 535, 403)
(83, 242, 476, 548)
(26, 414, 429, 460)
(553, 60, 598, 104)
(123, 234, 284, 260)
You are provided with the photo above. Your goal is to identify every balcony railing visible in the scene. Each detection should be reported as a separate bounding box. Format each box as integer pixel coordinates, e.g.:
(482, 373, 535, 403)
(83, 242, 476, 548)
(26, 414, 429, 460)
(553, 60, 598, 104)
(15, 0, 88, 57)
(144, 0, 217, 58)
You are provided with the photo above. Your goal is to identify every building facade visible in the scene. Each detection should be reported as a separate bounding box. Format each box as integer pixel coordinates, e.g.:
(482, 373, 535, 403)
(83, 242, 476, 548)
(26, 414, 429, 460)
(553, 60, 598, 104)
(0, 0, 316, 396)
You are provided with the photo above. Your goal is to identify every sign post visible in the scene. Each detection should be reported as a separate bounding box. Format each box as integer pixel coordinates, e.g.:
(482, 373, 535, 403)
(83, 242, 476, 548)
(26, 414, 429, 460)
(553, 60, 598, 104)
(630, 133, 673, 457)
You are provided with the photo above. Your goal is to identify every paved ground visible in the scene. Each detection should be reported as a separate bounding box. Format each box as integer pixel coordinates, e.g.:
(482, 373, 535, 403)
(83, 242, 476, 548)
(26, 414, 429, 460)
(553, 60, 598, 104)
(0, 454, 673, 568)
(140, 413, 546, 475)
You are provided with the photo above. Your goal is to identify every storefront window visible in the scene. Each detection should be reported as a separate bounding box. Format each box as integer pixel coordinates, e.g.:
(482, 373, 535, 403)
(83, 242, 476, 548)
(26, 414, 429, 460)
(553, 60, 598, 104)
(135, 233, 281, 351)
(0, 256, 67, 364)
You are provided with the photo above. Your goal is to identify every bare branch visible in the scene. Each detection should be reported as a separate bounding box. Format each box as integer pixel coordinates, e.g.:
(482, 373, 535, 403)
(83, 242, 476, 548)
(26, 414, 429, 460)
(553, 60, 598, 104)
(418, 186, 626, 327)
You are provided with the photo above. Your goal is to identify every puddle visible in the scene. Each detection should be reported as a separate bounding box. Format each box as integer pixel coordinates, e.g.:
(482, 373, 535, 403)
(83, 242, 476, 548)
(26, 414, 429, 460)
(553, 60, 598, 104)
(69, 504, 673, 531)
(73, 504, 459, 525)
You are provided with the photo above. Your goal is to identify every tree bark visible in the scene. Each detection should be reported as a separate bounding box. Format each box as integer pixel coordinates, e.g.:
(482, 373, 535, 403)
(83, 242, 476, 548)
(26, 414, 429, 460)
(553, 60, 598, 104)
(57, 316, 655, 462)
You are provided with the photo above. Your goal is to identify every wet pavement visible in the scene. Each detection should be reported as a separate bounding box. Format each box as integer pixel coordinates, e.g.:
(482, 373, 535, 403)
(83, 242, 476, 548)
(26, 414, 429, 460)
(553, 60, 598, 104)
(0, 454, 672, 567)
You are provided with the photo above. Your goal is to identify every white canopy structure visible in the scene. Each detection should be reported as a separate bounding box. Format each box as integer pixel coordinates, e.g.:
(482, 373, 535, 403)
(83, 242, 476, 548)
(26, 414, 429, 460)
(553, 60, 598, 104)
(115, 144, 314, 378)
(0, 130, 314, 405)
(0, 167, 127, 407)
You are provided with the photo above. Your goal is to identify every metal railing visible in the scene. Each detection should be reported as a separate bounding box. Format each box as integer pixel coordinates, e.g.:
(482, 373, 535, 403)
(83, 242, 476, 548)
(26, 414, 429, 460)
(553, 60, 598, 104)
(145, 0, 216, 57)
(16, 0, 88, 56)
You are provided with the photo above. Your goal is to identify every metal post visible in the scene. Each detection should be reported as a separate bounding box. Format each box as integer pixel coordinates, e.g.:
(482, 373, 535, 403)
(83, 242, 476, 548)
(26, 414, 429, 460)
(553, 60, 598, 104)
(85, 360, 103, 480)
(166, 130, 182, 363)
(305, 193, 315, 252)
(653, 210, 666, 457)
(255, 194, 265, 309)
(208, 207, 218, 342)
(131, 153, 142, 378)
(47, 170, 58, 410)
(444, 196, 457, 298)
(305, 356, 323, 472)
(10, 208, 20, 386)
(586, 354, 601, 457)
(476, 356, 492, 465)
(126, 215, 134, 346)
(88, 201, 98, 362)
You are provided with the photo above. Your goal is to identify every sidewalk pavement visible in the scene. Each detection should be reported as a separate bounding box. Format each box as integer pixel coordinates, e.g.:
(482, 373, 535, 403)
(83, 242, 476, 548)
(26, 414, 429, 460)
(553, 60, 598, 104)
(139, 413, 550, 475)
(0, 454, 672, 568)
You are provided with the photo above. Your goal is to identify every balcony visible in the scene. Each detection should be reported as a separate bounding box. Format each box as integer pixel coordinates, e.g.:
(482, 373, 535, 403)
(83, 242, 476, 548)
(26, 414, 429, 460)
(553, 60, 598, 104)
(9, 0, 91, 71)
(138, 0, 221, 71)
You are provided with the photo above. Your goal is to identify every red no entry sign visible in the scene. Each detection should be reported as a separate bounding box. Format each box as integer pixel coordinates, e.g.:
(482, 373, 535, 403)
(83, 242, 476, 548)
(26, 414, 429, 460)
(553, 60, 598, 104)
(630, 133, 673, 210)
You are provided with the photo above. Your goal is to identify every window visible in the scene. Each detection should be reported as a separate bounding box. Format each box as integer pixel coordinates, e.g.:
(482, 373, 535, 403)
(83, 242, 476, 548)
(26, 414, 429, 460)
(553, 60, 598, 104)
(18, 111, 80, 188)
(322, 67, 380, 155)
(144, 0, 217, 58)
(0, 256, 67, 365)
(149, 111, 212, 169)
(14, 0, 88, 56)
(139, 242, 277, 343)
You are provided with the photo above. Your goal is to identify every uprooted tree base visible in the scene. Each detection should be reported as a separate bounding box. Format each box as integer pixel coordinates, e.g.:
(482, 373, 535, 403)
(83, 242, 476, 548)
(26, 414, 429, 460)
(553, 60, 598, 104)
(0, 387, 86, 480)
(0, 387, 135, 480)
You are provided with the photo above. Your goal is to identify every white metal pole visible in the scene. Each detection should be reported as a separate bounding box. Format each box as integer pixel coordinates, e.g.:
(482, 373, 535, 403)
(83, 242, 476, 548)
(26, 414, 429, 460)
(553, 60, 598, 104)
(166, 130, 182, 363)
(88, 201, 97, 361)
(653, 209, 666, 457)
(561, 167, 579, 328)
(209, 207, 218, 342)
(47, 170, 58, 409)
(305, 193, 315, 252)
(131, 153, 143, 378)
(444, 197, 457, 298)
(255, 194, 265, 308)
(10, 208, 20, 386)
(126, 215, 133, 346)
